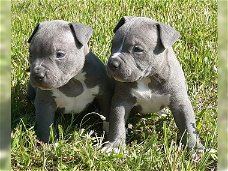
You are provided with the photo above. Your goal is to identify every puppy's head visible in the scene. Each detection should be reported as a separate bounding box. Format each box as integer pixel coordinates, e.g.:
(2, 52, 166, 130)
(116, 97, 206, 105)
(28, 20, 92, 89)
(107, 16, 180, 82)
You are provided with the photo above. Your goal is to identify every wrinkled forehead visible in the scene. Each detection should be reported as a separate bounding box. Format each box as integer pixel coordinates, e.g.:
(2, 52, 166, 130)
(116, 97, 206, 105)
(29, 24, 75, 52)
(37, 23, 74, 43)
(113, 19, 158, 44)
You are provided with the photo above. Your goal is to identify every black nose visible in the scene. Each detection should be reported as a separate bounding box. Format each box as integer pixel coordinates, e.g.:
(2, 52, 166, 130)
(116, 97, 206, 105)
(109, 60, 120, 69)
(33, 66, 45, 81)
(34, 73, 45, 81)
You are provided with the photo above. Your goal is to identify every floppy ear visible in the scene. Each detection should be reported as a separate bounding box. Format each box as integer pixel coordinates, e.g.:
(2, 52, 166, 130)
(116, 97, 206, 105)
(113, 16, 135, 33)
(69, 23, 93, 46)
(156, 23, 180, 48)
(28, 23, 40, 43)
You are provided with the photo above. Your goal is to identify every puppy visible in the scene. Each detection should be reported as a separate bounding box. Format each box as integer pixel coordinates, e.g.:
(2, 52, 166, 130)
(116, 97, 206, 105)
(104, 16, 204, 152)
(28, 20, 113, 142)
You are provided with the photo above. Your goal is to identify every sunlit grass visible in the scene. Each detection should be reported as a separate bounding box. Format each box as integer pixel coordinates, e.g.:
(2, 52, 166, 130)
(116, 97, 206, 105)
(11, 0, 217, 170)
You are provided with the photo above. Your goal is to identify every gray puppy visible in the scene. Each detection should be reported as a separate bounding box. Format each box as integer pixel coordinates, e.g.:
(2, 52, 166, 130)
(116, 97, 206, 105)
(28, 20, 113, 143)
(104, 16, 204, 152)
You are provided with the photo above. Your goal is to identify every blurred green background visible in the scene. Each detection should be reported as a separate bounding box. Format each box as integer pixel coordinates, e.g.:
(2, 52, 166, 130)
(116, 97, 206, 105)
(0, 0, 10, 170)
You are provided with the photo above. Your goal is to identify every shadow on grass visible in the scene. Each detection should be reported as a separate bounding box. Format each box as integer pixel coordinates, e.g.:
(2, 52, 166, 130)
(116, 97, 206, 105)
(54, 103, 104, 139)
(11, 81, 35, 130)
(127, 110, 173, 144)
(11, 80, 182, 149)
(11, 80, 104, 140)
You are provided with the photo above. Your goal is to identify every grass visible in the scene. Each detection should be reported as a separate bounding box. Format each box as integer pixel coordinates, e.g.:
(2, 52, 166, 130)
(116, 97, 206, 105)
(11, 0, 217, 170)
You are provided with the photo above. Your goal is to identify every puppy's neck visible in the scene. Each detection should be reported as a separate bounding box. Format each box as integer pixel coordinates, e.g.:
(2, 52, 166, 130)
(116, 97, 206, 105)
(151, 48, 172, 84)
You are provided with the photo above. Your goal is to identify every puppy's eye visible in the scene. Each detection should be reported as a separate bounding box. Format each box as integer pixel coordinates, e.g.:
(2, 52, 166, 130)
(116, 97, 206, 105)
(133, 46, 144, 53)
(56, 51, 66, 59)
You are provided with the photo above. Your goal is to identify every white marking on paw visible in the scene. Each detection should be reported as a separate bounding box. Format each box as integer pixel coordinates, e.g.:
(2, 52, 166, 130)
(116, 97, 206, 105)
(101, 146, 121, 154)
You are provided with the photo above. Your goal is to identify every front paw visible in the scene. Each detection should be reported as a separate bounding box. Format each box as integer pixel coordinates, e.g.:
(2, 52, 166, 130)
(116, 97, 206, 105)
(191, 148, 205, 162)
(101, 142, 127, 154)
(191, 146, 216, 163)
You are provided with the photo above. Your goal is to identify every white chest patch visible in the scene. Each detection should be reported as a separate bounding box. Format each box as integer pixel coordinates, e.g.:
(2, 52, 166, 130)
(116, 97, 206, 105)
(131, 78, 170, 114)
(52, 72, 99, 114)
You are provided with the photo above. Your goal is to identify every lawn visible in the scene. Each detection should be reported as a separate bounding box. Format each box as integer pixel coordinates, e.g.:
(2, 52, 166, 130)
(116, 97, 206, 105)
(11, 0, 217, 170)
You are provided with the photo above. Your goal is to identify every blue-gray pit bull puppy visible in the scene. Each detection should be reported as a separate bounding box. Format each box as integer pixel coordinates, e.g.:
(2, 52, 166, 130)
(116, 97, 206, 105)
(104, 16, 204, 153)
(28, 20, 113, 143)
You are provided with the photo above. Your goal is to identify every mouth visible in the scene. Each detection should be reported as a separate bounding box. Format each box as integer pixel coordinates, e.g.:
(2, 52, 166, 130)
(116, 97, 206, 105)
(107, 64, 146, 83)
(108, 53, 149, 82)
(30, 77, 52, 90)
(31, 71, 73, 90)
(107, 67, 136, 83)
(30, 70, 59, 90)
